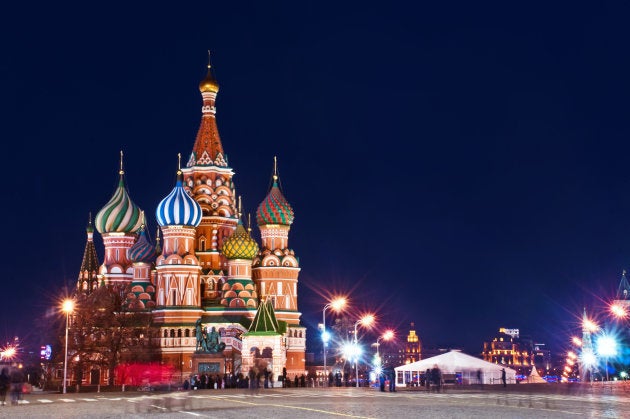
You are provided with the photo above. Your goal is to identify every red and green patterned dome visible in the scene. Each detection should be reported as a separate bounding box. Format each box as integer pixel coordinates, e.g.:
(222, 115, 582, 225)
(222, 221, 259, 260)
(256, 179, 294, 226)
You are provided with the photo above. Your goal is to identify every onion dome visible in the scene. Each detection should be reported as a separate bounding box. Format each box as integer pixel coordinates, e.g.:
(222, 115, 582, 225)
(257, 175, 294, 226)
(95, 156, 143, 234)
(156, 168, 202, 227)
(128, 226, 156, 264)
(199, 51, 219, 93)
(222, 220, 259, 260)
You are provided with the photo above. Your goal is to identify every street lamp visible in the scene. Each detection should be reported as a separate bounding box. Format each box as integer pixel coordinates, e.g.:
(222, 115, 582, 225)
(322, 297, 347, 383)
(374, 330, 395, 361)
(353, 314, 375, 388)
(596, 334, 618, 382)
(62, 299, 75, 394)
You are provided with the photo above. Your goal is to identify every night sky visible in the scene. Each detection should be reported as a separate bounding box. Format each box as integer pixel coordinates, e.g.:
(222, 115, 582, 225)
(2, 2, 630, 357)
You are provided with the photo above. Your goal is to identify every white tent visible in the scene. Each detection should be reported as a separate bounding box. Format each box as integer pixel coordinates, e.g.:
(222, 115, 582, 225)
(526, 365, 547, 383)
(394, 350, 517, 386)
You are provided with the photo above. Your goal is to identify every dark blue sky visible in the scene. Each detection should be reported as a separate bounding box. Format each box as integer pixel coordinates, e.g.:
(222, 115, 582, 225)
(1, 2, 629, 355)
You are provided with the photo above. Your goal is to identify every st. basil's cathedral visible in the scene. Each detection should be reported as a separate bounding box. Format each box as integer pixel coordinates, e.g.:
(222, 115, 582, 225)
(75, 58, 305, 385)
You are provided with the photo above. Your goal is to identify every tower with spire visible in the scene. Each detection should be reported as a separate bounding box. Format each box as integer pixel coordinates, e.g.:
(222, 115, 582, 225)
(181, 52, 238, 307)
(76, 214, 100, 295)
(579, 308, 595, 382)
(94, 151, 143, 289)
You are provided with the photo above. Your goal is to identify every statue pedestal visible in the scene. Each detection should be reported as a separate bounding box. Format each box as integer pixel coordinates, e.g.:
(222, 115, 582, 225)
(192, 353, 225, 376)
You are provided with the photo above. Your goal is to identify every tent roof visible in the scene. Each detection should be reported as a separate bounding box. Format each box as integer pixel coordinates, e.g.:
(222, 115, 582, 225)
(394, 350, 517, 374)
(526, 365, 547, 383)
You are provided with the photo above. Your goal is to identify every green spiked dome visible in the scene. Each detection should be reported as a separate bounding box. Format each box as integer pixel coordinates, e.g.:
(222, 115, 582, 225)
(95, 172, 143, 234)
(222, 221, 259, 259)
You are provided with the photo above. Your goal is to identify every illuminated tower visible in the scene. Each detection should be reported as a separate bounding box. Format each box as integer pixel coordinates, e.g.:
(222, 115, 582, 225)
(400, 322, 422, 364)
(181, 53, 238, 306)
(126, 218, 157, 310)
(76, 214, 100, 295)
(94, 152, 143, 288)
(579, 308, 595, 382)
(253, 158, 305, 373)
(614, 270, 630, 310)
(253, 158, 301, 323)
(220, 203, 259, 310)
(154, 161, 203, 327)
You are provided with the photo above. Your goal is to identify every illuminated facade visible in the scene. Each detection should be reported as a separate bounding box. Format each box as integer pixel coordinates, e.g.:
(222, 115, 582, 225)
(482, 328, 534, 374)
(399, 322, 422, 364)
(74, 58, 305, 384)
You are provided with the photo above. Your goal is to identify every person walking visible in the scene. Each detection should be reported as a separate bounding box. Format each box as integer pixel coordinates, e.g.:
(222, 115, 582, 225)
(0, 368, 9, 406)
(388, 370, 396, 392)
(10, 368, 24, 406)
(501, 368, 507, 388)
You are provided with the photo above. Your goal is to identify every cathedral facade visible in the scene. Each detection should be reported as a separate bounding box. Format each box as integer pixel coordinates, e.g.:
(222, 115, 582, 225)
(76, 59, 305, 385)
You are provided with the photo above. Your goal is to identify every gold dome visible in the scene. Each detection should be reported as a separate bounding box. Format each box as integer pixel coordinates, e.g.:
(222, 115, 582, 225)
(222, 222, 259, 260)
(199, 66, 219, 93)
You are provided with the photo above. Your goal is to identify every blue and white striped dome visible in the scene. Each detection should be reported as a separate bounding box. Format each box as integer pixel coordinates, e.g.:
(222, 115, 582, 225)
(156, 172, 202, 227)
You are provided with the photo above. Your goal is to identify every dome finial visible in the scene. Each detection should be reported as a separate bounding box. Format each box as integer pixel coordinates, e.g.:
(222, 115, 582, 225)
(248, 213, 252, 233)
(177, 153, 182, 175)
(199, 51, 219, 93)
(273, 156, 278, 182)
(238, 195, 242, 219)
(119, 150, 124, 175)
(140, 210, 146, 229)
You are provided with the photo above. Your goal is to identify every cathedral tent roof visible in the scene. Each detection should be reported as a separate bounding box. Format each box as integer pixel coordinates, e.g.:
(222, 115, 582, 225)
(246, 299, 280, 335)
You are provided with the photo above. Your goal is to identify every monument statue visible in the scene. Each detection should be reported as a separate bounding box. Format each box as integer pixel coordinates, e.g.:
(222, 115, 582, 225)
(194, 319, 226, 354)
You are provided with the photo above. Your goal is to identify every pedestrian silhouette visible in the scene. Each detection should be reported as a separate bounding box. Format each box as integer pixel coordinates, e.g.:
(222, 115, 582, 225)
(501, 368, 506, 388)
(0, 368, 9, 405)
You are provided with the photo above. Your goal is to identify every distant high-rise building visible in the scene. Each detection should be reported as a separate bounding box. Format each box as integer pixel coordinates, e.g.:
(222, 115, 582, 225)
(398, 322, 422, 365)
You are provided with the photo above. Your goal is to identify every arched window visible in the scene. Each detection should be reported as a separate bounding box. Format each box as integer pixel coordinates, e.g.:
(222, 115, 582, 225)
(170, 329, 175, 338)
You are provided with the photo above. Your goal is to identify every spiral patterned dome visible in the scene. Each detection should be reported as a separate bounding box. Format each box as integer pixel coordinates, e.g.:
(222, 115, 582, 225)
(156, 171, 202, 227)
(256, 180, 294, 226)
(95, 174, 143, 234)
(222, 221, 259, 260)
(128, 227, 156, 264)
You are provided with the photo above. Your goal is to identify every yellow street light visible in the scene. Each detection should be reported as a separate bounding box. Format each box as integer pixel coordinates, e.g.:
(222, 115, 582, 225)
(62, 299, 75, 394)
(322, 296, 348, 381)
(353, 314, 376, 388)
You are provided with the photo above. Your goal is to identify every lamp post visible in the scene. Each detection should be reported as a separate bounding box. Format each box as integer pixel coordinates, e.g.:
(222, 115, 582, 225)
(322, 297, 347, 384)
(374, 330, 395, 365)
(596, 335, 618, 382)
(353, 314, 375, 388)
(62, 299, 74, 394)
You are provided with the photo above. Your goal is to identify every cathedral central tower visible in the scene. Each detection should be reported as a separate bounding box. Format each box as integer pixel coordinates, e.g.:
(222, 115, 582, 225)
(181, 54, 238, 306)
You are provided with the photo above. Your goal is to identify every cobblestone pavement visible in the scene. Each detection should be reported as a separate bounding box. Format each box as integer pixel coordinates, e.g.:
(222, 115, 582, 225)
(1, 385, 629, 418)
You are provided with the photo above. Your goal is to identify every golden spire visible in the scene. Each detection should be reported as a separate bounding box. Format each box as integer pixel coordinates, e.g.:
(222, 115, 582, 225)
(238, 196, 242, 218)
(177, 153, 182, 175)
(199, 50, 219, 93)
(119, 150, 124, 175)
(247, 213, 252, 233)
(140, 210, 146, 229)
(273, 156, 278, 182)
